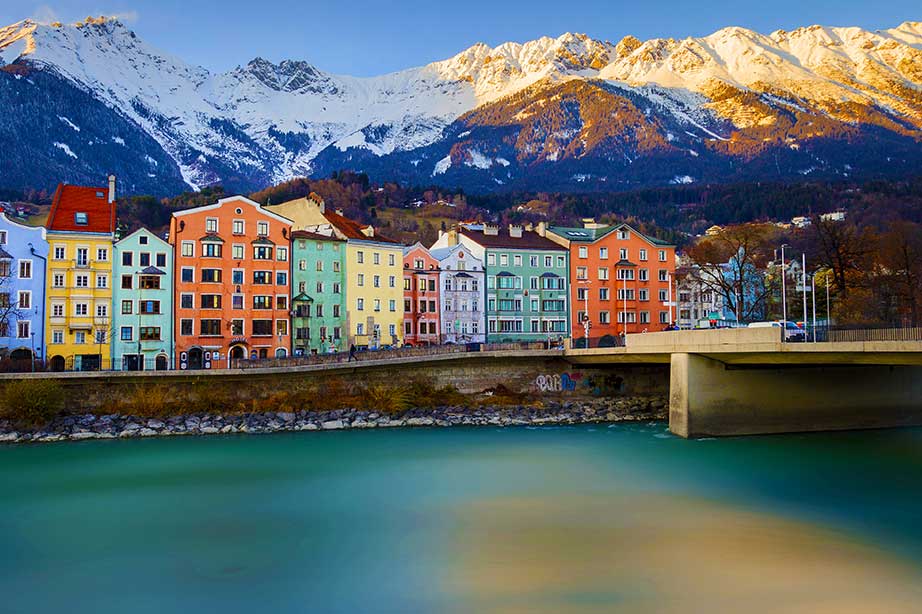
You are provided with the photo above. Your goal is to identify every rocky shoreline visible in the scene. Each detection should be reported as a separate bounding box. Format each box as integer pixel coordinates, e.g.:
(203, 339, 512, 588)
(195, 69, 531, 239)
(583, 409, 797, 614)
(0, 396, 667, 444)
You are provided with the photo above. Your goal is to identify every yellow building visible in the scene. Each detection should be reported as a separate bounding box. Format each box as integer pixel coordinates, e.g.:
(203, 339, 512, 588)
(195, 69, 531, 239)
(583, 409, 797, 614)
(266, 195, 404, 348)
(45, 179, 117, 371)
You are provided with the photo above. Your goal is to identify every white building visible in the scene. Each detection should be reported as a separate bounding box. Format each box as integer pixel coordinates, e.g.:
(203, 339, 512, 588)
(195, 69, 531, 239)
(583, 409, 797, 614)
(429, 240, 487, 343)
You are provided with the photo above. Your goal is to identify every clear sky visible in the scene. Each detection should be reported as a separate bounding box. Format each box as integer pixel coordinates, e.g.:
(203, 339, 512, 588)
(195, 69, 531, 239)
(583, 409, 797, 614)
(3, 1, 919, 75)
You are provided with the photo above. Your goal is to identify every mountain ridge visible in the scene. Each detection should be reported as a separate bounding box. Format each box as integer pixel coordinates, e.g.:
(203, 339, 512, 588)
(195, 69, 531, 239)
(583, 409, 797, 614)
(1, 16, 921, 194)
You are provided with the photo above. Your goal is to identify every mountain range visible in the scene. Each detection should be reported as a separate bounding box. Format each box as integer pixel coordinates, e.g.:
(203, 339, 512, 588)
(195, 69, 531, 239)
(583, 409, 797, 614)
(1, 16, 921, 195)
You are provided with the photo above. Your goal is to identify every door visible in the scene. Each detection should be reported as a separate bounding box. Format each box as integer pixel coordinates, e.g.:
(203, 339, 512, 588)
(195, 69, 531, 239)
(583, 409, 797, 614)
(188, 348, 204, 370)
(124, 354, 141, 371)
(155, 355, 169, 371)
(229, 345, 245, 367)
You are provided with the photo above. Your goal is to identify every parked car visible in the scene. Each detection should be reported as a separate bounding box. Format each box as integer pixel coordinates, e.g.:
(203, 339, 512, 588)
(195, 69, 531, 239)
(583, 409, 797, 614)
(748, 320, 805, 342)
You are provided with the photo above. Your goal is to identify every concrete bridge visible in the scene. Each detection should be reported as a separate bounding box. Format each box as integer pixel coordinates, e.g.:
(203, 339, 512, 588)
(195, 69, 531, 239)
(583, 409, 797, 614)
(565, 328, 922, 438)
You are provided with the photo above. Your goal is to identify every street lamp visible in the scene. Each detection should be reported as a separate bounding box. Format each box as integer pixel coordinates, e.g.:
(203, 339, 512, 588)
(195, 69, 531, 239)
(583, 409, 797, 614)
(578, 279, 591, 345)
(30, 331, 35, 373)
(780, 243, 789, 324)
(802, 253, 808, 340)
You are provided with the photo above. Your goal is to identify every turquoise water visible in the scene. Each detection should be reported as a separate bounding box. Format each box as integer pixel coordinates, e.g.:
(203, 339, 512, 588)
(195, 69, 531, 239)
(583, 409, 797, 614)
(3, 424, 922, 613)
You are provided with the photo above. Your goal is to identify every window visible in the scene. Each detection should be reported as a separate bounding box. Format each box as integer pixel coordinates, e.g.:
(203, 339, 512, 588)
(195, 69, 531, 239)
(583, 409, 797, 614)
(53, 330, 64, 344)
(357, 274, 364, 287)
(0, 230, 5, 244)
(140, 253, 151, 267)
(200, 269, 222, 283)
(76, 248, 88, 267)
(388, 254, 395, 266)
(180, 319, 193, 336)
(253, 246, 273, 260)
(156, 253, 166, 268)
(95, 330, 107, 344)
(233, 219, 244, 235)
(203, 243, 222, 258)
(373, 275, 380, 288)
(639, 249, 648, 261)
(544, 256, 552, 267)
(75, 274, 89, 288)
(356, 323, 365, 336)
(232, 295, 244, 310)
(356, 298, 364, 311)
(96, 304, 107, 318)
(617, 268, 635, 281)
(659, 269, 669, 282)
(200, 319, 222, 336)
(599, 311, 611, 324)
(181, 242, 195, 257)
(620, 248, 628, 260)
(276, 271, 287, 286)
(120, 327, 133, 341)
(373, 252, 381, 265)
(357, 251, 364, 264)
(576, 287, 588, 301)
(660, 311, 669, 324)
(201, 295, 222, 309)
(617, 229, 630, 240)
(74, 212, 88, 226)
(139, 300, 161, 315)
(333, 261, 340, 272)
(121, 300, 133, 314)
(180, 294, 193, 309)
(332, 305, 340, 317)
(277, 247, 288, 261)
(52, 304, 64, 317)
(230, 269, 243, 285)
(257, 222, 269, 236)
(253, 271, 272, 284)
(181, 268, 194, 283)
(53, 274, 64, 288)
(599, 247, 609, 260)
(487, 254, 496, 266)
(404, 278, 412, 291)
(121, 275, 133, 289)
(17, 291, 30, 309)
(598, 267, 609, 281)
(639, 269, 649, 282)
(373, 299, 381, 312)
(659, 290, 668, 301)
(253, 296, 272, 309)
(140, 327, 161, 341)
(94, 247, 107, 262)
(252, 320, 272, 336)
(332, 283, 341, 294)
(639, 289, 649, 301)
(389, 276, 396, 288)
(75, 331, 86, 345)
(96, 274, 108, 289)
(617, 312, 637, 324)
(617, 288, 635, 301)
(599, 288, 610, 301)
(206, 217, 218, 233)
(54, 246, 65, 260)
(231, 320, 244, 335)
(18, 261, 31, 279)
(576, 266, 588, 280)
(299, 259, 307, 271)
(139, 275, 160, 289)
(556, 256, 565, 268)
(316, 281, 324, 293)
(276, 320, 288, 336)
(640, 311, 650, 324)
(659, 250, 667, 262)
(232, 245, 244, 260)
(500, 254, 508, 266)
(139, 236, 148, 245)
(277, 296, 288, 310)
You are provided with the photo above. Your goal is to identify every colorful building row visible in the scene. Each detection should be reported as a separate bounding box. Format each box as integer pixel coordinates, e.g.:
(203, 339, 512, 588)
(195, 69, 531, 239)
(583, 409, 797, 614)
(0, 178, 677, 370)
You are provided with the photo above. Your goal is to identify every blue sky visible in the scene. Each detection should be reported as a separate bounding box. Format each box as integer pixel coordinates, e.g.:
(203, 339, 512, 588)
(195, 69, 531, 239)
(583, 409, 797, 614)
(3, 1, 919, 75)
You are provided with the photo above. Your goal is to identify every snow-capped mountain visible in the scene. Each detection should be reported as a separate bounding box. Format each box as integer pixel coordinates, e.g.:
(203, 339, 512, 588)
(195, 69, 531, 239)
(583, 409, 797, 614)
(1, 16, 922, 194)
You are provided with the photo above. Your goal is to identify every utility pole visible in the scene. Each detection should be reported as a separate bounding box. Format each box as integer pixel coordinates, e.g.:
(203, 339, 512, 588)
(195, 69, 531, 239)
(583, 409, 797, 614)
(802, 253, 808, 340)
(811, 273, 817, 343)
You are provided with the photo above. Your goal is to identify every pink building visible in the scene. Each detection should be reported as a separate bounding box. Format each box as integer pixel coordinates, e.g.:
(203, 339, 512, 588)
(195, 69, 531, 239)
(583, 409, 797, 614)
(403, 243, 441, 346)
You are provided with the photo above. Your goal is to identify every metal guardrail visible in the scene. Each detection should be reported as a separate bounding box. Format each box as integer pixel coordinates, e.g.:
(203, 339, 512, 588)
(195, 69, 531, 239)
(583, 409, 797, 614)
(825, 326, 922, 343)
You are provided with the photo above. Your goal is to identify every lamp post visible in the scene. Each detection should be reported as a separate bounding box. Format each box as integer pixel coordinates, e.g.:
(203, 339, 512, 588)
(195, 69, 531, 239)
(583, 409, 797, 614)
(780, 244, 788, 324)
(621, 275, 628, 336)
(578, 279, 591, 344)
(811, 272, 817, 343)
(802, 253, 808, 340)
(30, 331, 35, 373)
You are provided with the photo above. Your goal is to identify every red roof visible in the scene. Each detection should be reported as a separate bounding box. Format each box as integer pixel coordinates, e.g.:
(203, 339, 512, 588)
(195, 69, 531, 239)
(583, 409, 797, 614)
(46, 183, 116, 234)
(323, 209, 398, 244)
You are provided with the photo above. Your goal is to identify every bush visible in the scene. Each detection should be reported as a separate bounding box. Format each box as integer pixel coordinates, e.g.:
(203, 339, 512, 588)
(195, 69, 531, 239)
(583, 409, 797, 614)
(361, 384, 410, 414)
(1, 379, 65, 428)
(122, 385, 177, 418)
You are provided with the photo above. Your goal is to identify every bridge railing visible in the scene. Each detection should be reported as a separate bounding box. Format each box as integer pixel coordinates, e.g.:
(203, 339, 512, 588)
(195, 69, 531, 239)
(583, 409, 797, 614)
(823, 326, 922, 343)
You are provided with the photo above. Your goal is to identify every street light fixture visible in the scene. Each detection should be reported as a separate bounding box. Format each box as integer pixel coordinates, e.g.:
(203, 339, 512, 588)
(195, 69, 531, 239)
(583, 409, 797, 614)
(780, 243, 789, 325)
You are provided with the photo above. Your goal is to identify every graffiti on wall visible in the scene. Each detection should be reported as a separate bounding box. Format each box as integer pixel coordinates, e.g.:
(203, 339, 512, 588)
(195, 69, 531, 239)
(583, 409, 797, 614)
(534, 371, 625, 395)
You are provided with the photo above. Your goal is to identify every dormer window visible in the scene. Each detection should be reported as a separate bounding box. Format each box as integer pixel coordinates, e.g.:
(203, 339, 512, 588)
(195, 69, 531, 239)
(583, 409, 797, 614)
(95, 191, 105, 199)
(75, 212, 88, 225)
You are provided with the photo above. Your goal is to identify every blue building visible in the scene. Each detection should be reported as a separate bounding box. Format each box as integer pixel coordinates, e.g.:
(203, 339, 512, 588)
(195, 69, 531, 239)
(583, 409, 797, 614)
(112, 228, 174, 370)
(0, 213, 48, 368)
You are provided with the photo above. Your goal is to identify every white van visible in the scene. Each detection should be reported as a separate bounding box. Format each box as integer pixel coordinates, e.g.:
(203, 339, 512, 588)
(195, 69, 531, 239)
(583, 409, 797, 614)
(748, 321, 805, 341)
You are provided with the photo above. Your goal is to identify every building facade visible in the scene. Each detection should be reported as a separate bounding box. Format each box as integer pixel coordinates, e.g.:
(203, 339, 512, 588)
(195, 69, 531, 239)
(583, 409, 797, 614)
(429, 241, 486, 344)
(291, 230, 346, 355)
(170, 196, 292, 369)
(434, 224, 569, 343)
(266, 196, 403, 349)
(402, 243, 441, 346)
(547, 221, 676, 342)
(0, 213, 47, 368)
(45, 179, 117, 371)
(112, 228, 174, 370)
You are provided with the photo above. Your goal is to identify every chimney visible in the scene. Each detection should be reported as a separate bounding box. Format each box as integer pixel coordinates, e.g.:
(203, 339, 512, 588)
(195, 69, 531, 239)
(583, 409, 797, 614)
(483, 223, 499, 236)
(582, 217, 605, 229)
(107, 174, 116, 204)
(508, 224, 523, 238)
(447, 229, 459, 246)
(524, 222, 534, 232)
(536, 221, 547, 237)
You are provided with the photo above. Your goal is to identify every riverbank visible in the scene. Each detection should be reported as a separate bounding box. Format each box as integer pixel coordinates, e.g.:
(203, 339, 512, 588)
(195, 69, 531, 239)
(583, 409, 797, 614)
(0, 396, 667, 444)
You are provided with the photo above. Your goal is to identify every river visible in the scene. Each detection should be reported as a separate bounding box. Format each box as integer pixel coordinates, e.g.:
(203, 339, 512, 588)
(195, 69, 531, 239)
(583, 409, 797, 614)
(2, 423, 922, 613)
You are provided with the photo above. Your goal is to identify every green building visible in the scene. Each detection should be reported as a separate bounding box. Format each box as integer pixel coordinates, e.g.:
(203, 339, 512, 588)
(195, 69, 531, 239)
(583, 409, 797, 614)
(291, 230, 346, 354)
(112, 228, 173, 370)
(432, 224, 570, 343)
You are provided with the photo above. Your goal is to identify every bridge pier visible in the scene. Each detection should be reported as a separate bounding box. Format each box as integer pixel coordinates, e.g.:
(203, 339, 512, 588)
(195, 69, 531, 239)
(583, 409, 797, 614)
(669, 353, 922, 438)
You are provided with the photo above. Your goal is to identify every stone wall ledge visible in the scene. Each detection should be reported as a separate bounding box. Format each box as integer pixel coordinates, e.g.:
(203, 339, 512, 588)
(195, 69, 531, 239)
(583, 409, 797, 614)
(0, 397, 668, 445)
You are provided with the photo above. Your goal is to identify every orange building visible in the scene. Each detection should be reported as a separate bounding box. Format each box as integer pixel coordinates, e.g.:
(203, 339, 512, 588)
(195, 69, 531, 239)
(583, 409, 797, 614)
(402, 243, 441, 346)
(546, 221, 676, 343)
(169, 196, 292, 369)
